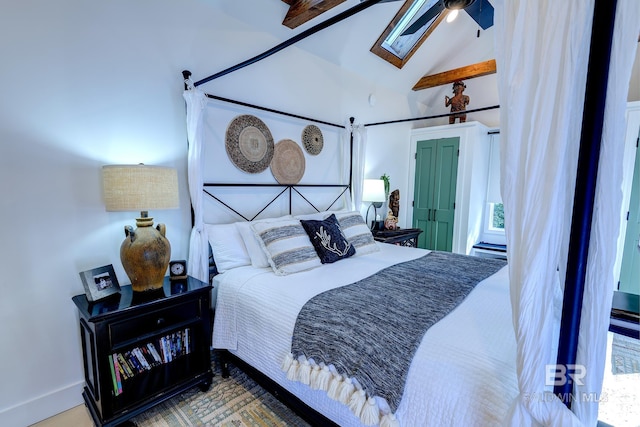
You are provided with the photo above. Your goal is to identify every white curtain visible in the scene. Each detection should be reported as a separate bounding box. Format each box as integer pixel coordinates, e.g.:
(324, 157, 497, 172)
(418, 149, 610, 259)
(349, 121, 368, 210)
(574, 3, 640, 423)
(183, 81, 208, 283)
(494, 0, 640, 425)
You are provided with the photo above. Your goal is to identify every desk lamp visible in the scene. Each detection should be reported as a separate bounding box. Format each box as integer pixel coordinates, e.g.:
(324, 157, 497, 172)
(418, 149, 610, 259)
(363, 179, 386, 230)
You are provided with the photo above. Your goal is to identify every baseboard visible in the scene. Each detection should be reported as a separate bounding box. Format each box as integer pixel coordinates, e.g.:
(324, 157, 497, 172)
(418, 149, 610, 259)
(0, 380, 85, 426)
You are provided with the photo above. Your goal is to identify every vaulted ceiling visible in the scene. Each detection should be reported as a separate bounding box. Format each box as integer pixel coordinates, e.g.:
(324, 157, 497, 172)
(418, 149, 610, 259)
(213, 1, 639, 124)
(279, 0, 497, 90)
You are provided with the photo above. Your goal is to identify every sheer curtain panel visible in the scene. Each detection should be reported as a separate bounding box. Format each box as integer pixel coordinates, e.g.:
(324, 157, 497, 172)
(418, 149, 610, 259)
(183, 83, 209, 283)
(494, 0, 639, 425)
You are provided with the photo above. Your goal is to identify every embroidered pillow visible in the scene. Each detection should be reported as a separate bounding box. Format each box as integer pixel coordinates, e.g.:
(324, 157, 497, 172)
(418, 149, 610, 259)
(300, 214, 356, 264)
(251, 219, 321, 275)
(335, 211, 380, 256)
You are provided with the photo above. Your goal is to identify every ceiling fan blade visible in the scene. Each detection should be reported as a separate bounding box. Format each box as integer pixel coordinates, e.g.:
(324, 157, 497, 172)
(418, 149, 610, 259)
(401, 1, 445, 36)
(464, 0, 493, 30)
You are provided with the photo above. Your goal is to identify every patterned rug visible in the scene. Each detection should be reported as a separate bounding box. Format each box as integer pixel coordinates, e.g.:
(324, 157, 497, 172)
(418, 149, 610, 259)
(130, 355, 310, 427)
(611, 333, 640, 375)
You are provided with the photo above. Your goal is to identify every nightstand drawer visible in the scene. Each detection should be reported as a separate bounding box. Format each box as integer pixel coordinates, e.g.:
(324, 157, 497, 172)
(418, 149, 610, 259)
(109, 300, 200, 346)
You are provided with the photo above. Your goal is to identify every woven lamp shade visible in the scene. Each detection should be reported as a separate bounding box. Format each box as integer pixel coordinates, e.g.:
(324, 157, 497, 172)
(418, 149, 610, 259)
(102, 165, 179, 212)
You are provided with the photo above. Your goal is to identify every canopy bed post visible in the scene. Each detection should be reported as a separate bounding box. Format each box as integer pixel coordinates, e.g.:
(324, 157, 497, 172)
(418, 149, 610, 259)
(554, 0, 617, 408)
(349, 117, 354, 195)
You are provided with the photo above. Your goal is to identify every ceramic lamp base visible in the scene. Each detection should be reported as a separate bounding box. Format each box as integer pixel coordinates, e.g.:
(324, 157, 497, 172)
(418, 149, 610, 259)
(120, 216, 171, 292)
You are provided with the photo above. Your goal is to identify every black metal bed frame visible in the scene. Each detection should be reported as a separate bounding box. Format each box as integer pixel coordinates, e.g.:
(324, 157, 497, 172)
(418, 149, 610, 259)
(183, 0, 620, 414)
(203, 183, 351, 221)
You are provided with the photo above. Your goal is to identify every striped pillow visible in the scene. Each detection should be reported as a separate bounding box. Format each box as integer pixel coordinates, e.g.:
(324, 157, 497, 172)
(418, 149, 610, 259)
(335, 211, 379, 256)
(251, 219, 321, 275)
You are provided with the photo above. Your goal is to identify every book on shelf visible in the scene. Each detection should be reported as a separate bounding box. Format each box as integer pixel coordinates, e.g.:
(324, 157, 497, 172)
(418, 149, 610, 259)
(108, 355, 122, 396)
(117, 353, 134, 378)
(124, 350, 144, 374)
(147, 342, 162, 364)
(114, 353, 129, 380)
(110, 326, 194, 383)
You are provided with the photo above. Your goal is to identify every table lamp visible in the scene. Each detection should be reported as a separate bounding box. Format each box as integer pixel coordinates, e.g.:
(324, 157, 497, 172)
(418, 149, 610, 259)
(363, 179, 386, 230)
(102, 164, 179, 292)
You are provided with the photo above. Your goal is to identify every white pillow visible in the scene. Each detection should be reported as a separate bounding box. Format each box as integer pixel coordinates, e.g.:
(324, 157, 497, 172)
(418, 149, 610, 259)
(294, 209, 349, 221)
(205, 223, 251, 273)
(236, 215, 294, 268)
(251, 219, 321, 275)
(294, 212, 329, 221)
(334, 211, 380, 256)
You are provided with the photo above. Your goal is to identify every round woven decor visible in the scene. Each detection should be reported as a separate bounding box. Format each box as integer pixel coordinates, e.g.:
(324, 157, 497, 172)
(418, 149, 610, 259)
(302, 124, 323, 155)
(225, 115, 274, 173)
(271, 139, 305, 184)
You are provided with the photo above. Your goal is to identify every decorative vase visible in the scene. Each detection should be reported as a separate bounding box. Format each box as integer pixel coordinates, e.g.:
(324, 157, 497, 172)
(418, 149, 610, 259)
(120, 215, 171, 292)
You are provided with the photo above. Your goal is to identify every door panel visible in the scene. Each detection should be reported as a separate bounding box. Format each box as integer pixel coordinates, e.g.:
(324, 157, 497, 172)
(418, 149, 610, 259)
(619, 136, 640, 295)
(413, 137, 459, 251)
(413, 140, 436, 249)
(433, 139, 458, 251)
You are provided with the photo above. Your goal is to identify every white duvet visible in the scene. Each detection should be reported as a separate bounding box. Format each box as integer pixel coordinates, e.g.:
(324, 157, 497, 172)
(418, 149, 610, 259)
(213, 243, 519, 426)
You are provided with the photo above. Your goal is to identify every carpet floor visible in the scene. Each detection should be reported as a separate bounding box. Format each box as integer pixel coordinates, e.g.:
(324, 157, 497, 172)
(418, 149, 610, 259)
(129, 355, 310, 427)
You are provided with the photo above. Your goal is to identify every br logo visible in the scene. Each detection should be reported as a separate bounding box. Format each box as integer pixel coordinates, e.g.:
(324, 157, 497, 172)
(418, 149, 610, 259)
(545, 364, 587, 386)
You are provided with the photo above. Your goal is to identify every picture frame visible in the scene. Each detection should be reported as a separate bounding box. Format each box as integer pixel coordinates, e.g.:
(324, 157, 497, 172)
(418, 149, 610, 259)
(80, 264, 121, 302)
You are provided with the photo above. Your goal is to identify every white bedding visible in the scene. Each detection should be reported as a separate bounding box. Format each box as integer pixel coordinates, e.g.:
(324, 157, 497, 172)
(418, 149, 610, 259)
(212, 243, 519, 426)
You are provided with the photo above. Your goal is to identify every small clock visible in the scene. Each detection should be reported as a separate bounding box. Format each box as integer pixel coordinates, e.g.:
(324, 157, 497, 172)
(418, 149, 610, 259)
(169, 260, 187, 281)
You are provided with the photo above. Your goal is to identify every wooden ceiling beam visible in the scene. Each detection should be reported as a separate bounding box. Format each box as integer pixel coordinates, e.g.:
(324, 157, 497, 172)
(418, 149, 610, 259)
(282, 0, 346, 29)
(412, 59, 497, 91)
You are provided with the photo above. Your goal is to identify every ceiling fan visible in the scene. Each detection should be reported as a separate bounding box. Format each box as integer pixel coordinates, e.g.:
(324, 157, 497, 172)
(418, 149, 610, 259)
(380, 0, 494, 36)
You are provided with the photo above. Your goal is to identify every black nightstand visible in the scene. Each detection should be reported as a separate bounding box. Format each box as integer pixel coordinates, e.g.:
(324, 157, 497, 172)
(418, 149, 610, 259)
(373, 228, 423, 247)
(72, 276, 213, 427)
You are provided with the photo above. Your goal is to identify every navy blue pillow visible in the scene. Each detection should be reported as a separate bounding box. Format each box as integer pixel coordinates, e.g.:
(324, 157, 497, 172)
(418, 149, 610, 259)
(300, 214, 356, 264)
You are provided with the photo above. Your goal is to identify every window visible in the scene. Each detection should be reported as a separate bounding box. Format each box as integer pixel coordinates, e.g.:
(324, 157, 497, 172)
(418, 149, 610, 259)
(489, 202, 504, 231)
(479, 201, 506, 247)
(370, 0, 449, 69)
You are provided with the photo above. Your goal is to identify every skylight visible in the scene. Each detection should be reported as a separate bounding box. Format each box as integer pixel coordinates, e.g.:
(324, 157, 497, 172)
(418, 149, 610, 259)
(381, 0, 436, 58)
(370, 0, 449, 69)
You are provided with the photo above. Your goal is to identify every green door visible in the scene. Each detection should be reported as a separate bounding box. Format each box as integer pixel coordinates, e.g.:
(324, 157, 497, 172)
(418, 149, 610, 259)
(413, 138, 459, 251)
(413, 140, 437, 249)
(619, 135, 640, 295)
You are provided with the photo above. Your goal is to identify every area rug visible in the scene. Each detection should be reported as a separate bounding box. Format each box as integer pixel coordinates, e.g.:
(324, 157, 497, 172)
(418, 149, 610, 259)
(611, 333, 640, 375)
(130, 356, 310, 427)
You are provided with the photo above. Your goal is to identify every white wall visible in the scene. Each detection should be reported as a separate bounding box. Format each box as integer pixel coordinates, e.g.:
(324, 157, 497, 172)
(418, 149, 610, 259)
(0, 1, 416, 425)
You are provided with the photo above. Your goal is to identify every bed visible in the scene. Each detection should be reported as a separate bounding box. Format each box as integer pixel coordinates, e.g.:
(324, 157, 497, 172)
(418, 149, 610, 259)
(208, 210, 519, 427)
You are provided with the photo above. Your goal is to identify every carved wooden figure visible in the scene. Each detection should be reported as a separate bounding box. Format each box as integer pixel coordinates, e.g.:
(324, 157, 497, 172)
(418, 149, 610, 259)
(385, 189, 400, 230)
(445, 81, 470, 124)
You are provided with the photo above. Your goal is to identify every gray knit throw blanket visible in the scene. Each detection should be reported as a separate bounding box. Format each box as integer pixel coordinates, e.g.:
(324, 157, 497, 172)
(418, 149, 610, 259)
(289, 251, 507, 417)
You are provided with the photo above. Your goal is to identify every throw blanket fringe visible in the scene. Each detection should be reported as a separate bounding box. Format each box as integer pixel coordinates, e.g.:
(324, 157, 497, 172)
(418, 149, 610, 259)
(348, 387, 367, 415)
(380, 413, 399, 427)
(339, 376, 355, 404)
(361, 397, 380, 425)
(282, 352, 394, 426)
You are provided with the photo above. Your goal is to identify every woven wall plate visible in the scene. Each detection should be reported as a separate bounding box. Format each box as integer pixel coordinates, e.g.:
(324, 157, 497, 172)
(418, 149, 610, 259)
(225, 115, 274, 173)
(271, 139, 305, 184)
(302, 124, 323, 155)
